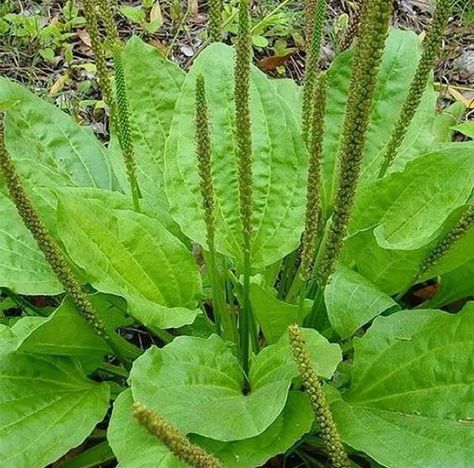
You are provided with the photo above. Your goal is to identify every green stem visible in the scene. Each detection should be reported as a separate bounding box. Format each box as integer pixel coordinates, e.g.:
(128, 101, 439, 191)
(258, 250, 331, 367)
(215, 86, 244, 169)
(304, 286, 325, 329)
(240, 252, 252, 376)
(205, 251, 236, 343)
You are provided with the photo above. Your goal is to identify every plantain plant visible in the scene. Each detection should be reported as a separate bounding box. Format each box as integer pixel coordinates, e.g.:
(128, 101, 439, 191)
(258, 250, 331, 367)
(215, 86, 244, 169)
(0, 0, 473, 467)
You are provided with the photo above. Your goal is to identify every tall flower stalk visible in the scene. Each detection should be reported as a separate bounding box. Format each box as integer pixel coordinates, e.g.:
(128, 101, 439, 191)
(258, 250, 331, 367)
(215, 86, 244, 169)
(418, 205, 474, 279)
(302, 0, 328, 142)
(97, 0, 120, 44)
(234, 0, 255, 375)
(288, 325, 350, 468)
(93, 0, 141, 211)
(300, 73, 328, 283)
(312, 0, 392, 289)
(304, 0, 317, 51)
(82, 0, 114, 112)
(208, 0, 222, 42)
(113, 42, 141, 211)
(195, 75, 235, 343)
(132, 402, 222, 468)
(378, 0, 453, 177)
(339, 0, 366, 51)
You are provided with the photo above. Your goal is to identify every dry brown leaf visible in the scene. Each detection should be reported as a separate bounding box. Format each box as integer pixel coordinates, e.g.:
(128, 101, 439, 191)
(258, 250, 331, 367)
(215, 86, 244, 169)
(77, 29, 92, 48)
(148, 38, 169, 55)
(49, 73, 70, 96)
(448, 86, 474, 109)
(413, 283, 439, 301)
(188, 0, 198, 16)
(258, 54, 291, 72)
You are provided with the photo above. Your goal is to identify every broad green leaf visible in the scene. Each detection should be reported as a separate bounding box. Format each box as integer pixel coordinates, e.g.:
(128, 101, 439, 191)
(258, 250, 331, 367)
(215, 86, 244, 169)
(0, 77, 120, 295)
(272, 78, 301, 124)
(321, 29, 436, 212)
(0, 77, 117, 190)
(330, 305, 474, 467)
(130, 332, 340, 441)
(190, 392, 313, 468)
(165, 43, 307, 269)
(342, 229, 427, 295)
(13, 298, 110, 359)
(37, 186, 183, 240)
(249, 281, 311, 344)
(57, 194, 202, 330)
(343, 202, 474, 295)
(325, 265, 398, 339)
(453, 121, 474, 139)
(251, 328, 342, 382)
(110, 390, 313, 468)
(0, 195, 61, 295)
(110, 36, 185, 221)
(0, 352, 110, 468)
(349, 144, 474, 251)
(0, 325, 17, 355)
(119, 6, 145, 23)
(108, 390, 187, 468)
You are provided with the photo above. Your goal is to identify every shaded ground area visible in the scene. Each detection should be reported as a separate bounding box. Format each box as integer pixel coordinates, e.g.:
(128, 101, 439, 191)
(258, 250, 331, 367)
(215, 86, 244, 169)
(0, 0, 473, 128)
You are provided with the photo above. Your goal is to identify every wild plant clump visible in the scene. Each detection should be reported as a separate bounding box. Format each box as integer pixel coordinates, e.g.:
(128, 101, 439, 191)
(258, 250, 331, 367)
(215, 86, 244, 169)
(0, 0, 473, 467)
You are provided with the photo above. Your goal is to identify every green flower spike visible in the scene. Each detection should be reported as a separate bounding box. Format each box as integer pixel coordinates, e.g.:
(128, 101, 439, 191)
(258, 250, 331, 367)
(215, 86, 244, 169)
(314, 0, 392, 287)
(195, 74, 216, 253)
(300, 73, 328, 281)
(208, 0, 223, 43)
(302, 0, 328, 142)
(94, 0, 141, 211)
(419, 205, 474, 278)
(0, 120, 107, 339)
(339, 0, 367, 52)
(304, 0, 317, 51)
(234, 0, 255, 375)
(132, 402, 223, 468)
(97, 0, 120, 45)
(288, 325, 350, 468)
(194, 74, 234, 341)
(378, 0, 453, 177)
(82, 0, 114, 113)
(113, 42, 141, 212)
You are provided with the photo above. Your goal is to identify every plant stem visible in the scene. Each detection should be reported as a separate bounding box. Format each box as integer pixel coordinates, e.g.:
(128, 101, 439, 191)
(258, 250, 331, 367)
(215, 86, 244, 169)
(234, 0, 255, 375)
(205, 251, 236, 343)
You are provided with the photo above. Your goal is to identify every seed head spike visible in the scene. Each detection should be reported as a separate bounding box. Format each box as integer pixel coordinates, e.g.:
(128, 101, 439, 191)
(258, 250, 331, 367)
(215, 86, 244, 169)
(288, 325, 350, 468)
(132, 402, 222, 468)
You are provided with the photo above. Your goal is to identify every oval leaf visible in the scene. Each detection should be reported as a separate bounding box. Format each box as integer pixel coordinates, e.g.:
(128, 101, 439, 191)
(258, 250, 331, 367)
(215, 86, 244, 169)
(164, 43, 307, 269)
(0, 352, 110, 468)
(57, 192, 202, 330)
(330, 304, 474, 467)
